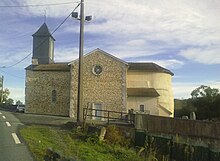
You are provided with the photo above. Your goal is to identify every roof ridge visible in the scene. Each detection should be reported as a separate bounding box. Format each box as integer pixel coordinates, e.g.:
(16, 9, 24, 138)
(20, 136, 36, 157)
(128, 62, 174, 76)
(68, 48, 128, 65)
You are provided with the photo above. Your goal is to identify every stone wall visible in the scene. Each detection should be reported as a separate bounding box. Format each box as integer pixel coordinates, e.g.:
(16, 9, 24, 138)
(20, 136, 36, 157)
(25, 70, 70, 116)
(69, 50, 127, 119)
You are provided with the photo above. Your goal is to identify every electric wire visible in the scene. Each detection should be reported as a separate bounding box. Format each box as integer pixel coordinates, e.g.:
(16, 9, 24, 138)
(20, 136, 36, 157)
(0, 2, 79, 8)
(0, 69, 25, 79)
(3, 32, 32, 41)
(0, 2, 80, 69)
(51, 2, 80, 35)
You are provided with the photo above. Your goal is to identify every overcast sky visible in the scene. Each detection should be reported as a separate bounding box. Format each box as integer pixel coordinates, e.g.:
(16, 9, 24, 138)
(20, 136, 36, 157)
(0, 0, 220, 103)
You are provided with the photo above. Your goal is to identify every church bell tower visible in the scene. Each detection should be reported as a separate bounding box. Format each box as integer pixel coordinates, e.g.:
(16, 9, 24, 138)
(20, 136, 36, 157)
(32, 23, 55, 65)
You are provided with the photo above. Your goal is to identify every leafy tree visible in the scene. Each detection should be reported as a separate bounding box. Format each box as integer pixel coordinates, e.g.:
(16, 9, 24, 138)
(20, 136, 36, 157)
(190, 85, 220, 120)
(191, 94, 220, 120)
(191, 85, 219, 98)
(175, 85, 220, 120)
(0, 88, 14, 107)
(0, 88, 10, 103)
(16, 100, 23, 105)
(5, 98, 14, 105)
(174, 99, 195, 118)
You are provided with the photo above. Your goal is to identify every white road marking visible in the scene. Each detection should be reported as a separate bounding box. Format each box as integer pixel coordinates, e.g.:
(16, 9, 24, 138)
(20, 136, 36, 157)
(0, 112, 2, 114)
(2, 116, 6, 119)
(12, 133, 21, 144)
(6, 121, 11, 127)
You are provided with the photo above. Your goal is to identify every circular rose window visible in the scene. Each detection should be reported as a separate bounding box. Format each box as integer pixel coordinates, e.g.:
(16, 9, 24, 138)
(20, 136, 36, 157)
(92, 65, 103, 75)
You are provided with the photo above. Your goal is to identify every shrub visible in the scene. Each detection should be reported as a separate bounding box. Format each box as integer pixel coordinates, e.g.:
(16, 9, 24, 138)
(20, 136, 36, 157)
(104, 125, 131, 147)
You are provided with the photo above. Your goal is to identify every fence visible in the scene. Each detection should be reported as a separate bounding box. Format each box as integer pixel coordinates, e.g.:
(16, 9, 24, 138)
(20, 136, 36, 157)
(83, 108, 134, 124)
(135, 114, 220, 140)
(135, 132, 220, 161)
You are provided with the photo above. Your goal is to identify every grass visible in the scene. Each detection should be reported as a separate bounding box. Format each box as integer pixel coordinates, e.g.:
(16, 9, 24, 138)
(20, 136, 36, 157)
(20, 125, 143, 161)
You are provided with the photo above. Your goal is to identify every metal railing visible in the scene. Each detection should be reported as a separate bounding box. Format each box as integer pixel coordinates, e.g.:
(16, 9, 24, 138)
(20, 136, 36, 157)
(83, 108, 134, 124)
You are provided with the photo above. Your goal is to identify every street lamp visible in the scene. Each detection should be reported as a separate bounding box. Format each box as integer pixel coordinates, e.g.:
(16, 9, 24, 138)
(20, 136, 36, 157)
(72, 0, 92, 124)
(72, 12, 92, 21)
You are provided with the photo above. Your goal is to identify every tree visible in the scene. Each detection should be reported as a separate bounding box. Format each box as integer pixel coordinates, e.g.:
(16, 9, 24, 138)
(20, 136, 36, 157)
(0, 88, 14, 107)
(16, 100, 23, 105)
(191, 85, 219, 98)
(0, 88, 10, 103)
(176, 85, 220, 120)
(190, 85, 220, 120)
(174, 99, 196, 117)
(5, 98, 14, 105)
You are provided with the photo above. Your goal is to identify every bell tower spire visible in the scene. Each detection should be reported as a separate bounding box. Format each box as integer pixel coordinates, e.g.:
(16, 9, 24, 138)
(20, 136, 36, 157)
(32, 23, 55, 65)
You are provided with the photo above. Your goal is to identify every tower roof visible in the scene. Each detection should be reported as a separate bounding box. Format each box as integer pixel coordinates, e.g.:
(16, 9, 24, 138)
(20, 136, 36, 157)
(32, 23, 55, 40)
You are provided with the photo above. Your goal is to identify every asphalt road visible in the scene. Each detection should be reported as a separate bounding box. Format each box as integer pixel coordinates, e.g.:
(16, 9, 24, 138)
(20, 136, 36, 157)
(0, 109, 34, 161)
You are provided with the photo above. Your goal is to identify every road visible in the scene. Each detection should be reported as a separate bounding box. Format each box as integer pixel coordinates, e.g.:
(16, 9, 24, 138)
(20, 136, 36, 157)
(0, 109, 34, 161)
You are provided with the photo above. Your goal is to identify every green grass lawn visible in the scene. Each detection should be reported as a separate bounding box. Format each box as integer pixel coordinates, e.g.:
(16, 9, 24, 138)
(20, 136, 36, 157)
(20, 125, 143, 161)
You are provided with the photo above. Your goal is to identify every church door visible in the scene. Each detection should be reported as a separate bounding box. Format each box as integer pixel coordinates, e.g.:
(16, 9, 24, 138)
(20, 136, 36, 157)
(92, 103, 102, 120)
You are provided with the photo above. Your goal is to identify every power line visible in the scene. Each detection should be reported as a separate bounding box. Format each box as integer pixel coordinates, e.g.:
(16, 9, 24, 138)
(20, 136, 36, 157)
(0, 69, 25, 79)
(51, 2, 80, 35)
(0, 1, 79, 8)
(0, 2, 81, 69)
(3, 32, 32, 41)
(4, 53, 32, 69)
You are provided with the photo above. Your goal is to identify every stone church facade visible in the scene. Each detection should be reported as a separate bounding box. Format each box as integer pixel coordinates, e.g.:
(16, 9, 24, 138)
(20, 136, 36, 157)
(69, 50, 128, 118)
(25, 23, 174, 118)
(25, 64, 70, 116)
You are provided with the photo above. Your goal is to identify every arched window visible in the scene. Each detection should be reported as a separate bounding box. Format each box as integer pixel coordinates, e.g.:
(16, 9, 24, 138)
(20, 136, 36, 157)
(52, 90, 57, 103)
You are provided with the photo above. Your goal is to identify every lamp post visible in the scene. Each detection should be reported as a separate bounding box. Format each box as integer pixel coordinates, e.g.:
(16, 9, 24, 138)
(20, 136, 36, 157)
(72, 0, 92, 124)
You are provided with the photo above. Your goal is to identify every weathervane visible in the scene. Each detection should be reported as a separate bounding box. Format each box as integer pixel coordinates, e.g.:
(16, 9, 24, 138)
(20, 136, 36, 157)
(44, 10, 47, 23)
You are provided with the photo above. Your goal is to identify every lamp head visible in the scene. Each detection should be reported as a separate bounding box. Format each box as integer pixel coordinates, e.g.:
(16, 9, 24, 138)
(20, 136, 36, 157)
(85, 16, 92, 21)
(72, 12, 78, 19)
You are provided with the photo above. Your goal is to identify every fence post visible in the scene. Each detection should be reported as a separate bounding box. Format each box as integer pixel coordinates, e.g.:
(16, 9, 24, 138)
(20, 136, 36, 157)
(170, 136, 174, 161)
(130, 109, 134, 124)
(108, 111, 110, 124)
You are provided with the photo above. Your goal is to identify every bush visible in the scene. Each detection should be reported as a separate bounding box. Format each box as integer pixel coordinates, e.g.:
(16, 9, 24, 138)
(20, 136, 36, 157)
(104, 125, 131, 147)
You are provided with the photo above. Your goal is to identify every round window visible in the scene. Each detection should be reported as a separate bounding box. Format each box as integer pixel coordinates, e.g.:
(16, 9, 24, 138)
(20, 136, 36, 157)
(92, 65, 103, 75)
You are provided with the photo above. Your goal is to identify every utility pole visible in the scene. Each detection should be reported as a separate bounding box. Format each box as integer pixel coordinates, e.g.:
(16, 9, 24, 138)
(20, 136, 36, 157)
(1, 76, 4, 103)
(77, 0, 85, 123)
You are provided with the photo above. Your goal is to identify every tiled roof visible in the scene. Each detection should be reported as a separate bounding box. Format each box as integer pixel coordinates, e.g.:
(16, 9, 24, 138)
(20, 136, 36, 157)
(127, 88, 160, 97)
(25, 63, 70, 71)
(128, 62, 174, 76)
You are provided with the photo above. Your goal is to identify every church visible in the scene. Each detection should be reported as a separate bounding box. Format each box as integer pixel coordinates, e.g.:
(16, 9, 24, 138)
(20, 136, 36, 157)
(25, 23, 174, 119)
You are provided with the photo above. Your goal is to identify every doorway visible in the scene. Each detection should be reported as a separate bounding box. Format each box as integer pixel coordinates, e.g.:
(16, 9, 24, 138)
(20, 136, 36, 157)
(92, 103, 102, 120)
